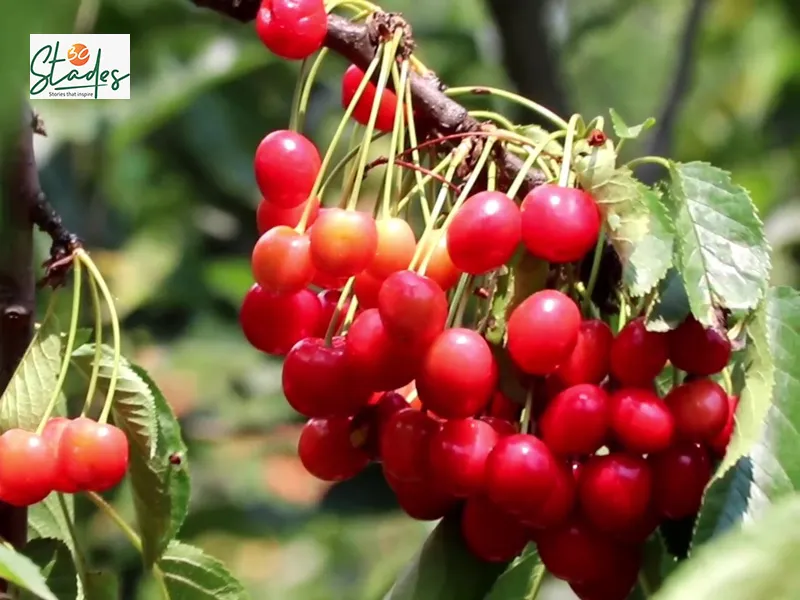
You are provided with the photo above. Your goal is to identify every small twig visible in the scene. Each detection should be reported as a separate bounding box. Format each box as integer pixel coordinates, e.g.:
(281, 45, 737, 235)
(364, 157, 462, 192)
(29, 191, 82, 289)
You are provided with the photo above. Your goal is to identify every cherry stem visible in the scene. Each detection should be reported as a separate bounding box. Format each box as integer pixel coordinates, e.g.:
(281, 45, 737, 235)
(390, 62, 408, 201)
(402, 77, 431, 225)
(722, 367, 733, 395)
(581, 226, 606, 315)
(340, 294, 360, 331)
(445, 86, 570, 130)
(368, 158, 461, 192)
(323, 277, 355, 345)
(288, 56, 314, 132)
(616, 291, 629, 333)
(395, 154, 453, 215)
(328, 0, 379, 12)
(380, 59, 410, 219)
(487, 160, 497, 191)
(558, 114, 582, 188)
(36, 257, 83, 435)
(506, 130, 566, 199)
(468, 110, 517, 132)
(446, 274, 472, 327)
(318, 131, 386, 198)
(57, 493, 88, 589)
(625, 155, 671, 172)
(81, 274, 104, 417)
(520, 388, 533, 435)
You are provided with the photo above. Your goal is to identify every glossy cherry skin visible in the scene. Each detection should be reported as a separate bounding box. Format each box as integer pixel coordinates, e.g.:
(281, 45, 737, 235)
(309, 208, 378, 278)
(256, 196, 320, 235)
(610, 318, 669, 387)
(377, 271, 448, 346)
(352, 391, 409, 459)
(485, 434, 559, 521)
(649, 442, 712, 519)
(252, 226, 315, 294)
(524, 460, 576, 531)
(609, 388, 675, 454)
(417, 229, 462, 291)
(385, 470, 456, 521)
(380, 408, 440, 483)
(298, 416, 370, 481)
(0, 429, 57, 505)
(665, 378, 729, 442)
(341, 64, 400, 132)
(479, 416, 519, 437)
(255, 0, 327, 60)
(668, 316, 732, 376)
(552, 319, 613, 387)
(282, 336, 372, 417)
(240, 284, 322, 355)
(416, 328, 498, 419)
(539, 384, 610, 456)
(520, 184, 601, 264)
(428, 418, 499, 497)
(446, 191, 522, 275)
(254, 130, 321, 207)
(344, 308, 423, 392)
(353, 270, 383, 309)
(58, 418, 129, 492)
(709, 394, 739, 457)
(42, 418, 80, 493)
(461, 495, 529, 562)
(577, 453, 652, 533)
(369, 217, 417, 279)
(568, 550, 640, 600)
(507, 290, 581, 375)
(315, 289, 348, 338)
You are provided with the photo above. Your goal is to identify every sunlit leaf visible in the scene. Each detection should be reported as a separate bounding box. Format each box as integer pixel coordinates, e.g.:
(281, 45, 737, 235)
(159, 541, 249, 600)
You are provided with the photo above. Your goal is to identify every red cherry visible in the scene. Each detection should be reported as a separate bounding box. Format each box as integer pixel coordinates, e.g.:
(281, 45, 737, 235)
(344, 308, 423, 392)
(0, 429, 57, 505)
(385, 470, 456, 521)
(446, 191, 521, 275)
(380, 408, 440, 483)
(507, 290, 581, 375)
(252, 226, 315, 294)
(416, 328, 498, 419)
(341, 64, 399, 133)
(485, 434, 558, 520)
(539, 384, 610, 456)
(577, 453, 652, 533)
(428, 418, 499, 497)
(316, 289, 348, 338)
(552, 319, 613, 387)
(486, 391, 522, 422)
(613, 506, 660, 545)
(298, 417, 370, 482)
(665, 378, 729, 442)
(417, 229, 462, 291)
(520, 184, 600, 263)
(352, 391, 409, 459)
(461, 495, 529, 562)
(309, 208, 378, 278)
(353, 270, 383, 309)
(668, 316, 732, 376)
(709, 394, 739, 457)
(524, 460, 576, 531)
(377, 271, 448, 346)
(255, 0, 327, 60)
(479, 416, 519, 437)
(369, 218, 416, 279)
(254, 130, 321, 207)
(58, 418, 129, 492)
(568, 551, 640, 600)
(650, 442, 712, 519)
(256, 196, 320, 235)
(610, 318, 669, 387)
(609, 388, 675, 454)
(282, 336, 371, 417)
(42, 418, 80, 493)
(240, 284, 321, 355)
(310, 268, 348, 291)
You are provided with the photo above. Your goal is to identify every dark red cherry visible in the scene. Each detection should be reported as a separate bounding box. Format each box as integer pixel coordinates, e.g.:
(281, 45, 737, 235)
(380, 408, 440, 483)
(352, 391, 408, 460)
(709, 394, 738, 457)
(668, 316, 732, 376)
(552, 319, 613, 387)
(539, 384, 610, 456)
(341, 64, 399, 132)
(665, 378, 729, 442)
(649, 441, 712, 519)
(609, 388, 675, 454)
(377, 270, 448, 346)
(428, 418, 499, 497)
(461, 495, 529, 562)
(240, 284, 322, 355)
(610, 318, 669, 387)
(298, 417, 370, 481)
(385, 470, 456, 521)
(523, 460, 576, 531)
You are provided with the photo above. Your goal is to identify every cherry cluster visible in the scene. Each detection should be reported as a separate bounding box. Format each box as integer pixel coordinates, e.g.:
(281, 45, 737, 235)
(0, 418, 129, 507)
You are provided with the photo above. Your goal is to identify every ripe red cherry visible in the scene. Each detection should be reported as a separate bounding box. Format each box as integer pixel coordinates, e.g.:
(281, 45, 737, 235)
(369, 218, 416, 279)
(479, 416, 519, 437)
(252, 226, 315, 294)
(298, 417, 370, 481)
(577, 453, 652, 533)
(257, 196, 320, 235)
(309, 208, 378, 277)
(377, 271, 448, 346)
(416, 328, 498, 419)
(353, 391, 408, 459)
(353, 270, 383, 309)
(310, 268, 348, 291)
(568, 551, 640, 600)
(665, 378, 729, 442)
(446, 191, 521, 275)
(610, 318, 669, 387)
(282, 336, 371, 417)
(507, 290, 581, 375)
(709, 394, 738, 457)
(316, 289, 347, 338)
(428, 418, 499, 497)
(649, 442, 712, 519)
(461, 495, 529, 562)
(341, 64, 400, 133)
(539, 384, 610, 456)
(254, 130, 321, 207)
(520, 184, 600, 263)
(380, 408, 440, 483)
(668, 316, 732, 376)
(41, 418, 80, 493)
(552, 319, 613, 387)
(385, 471, 456, 521)
(58, 418, 129, 492)
(240, 284, 322, 355)
(485, 434, 559, 520)
(524, 460, 576, 531)
(255, 0, 327, 60)
(0, 429, 57, 505)
(417, 229, 462, 291)
(609, 388, 674, 453)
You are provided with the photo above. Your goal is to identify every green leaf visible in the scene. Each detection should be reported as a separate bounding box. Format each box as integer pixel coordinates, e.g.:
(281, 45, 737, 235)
(0, 542, 57, 600)
(71, 345, 190, 567)
(665, 161, 771, 326)
(159, 541, 249, 600)
(384, 513, 507, 600)
(81, 571, 119, 600)
(654, 494, 800, 600)
(645, 270, 691, 332)
(21, 538, 77, 600)
(482, 545, 543, 600)
(609, 108, 656, 140)
(29, 494, 74, 552)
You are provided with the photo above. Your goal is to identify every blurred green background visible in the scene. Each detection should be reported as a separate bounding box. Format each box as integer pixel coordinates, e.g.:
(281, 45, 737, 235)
(11, 0, 800, 597)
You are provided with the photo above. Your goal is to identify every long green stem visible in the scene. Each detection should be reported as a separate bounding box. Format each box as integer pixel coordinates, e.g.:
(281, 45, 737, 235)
(558, 114, 582, 188)
(318, 132, 387, 197)
(446, 275, 471, 327)
(323, 277, 355, 344)
(582, 227, 606, 315)
(468, 110, 517, 132)
(395, 154, 453, 214)
(625, 155, 671, 171)
(381, 59, 410, 218)
(445, 86, 569, 130)
(507, 130, 567, 198)
(520, 388, 533, 434)
(81, 274, 103, 416)
(288, 58, 312, 132)
(403, 78, 431, 224)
